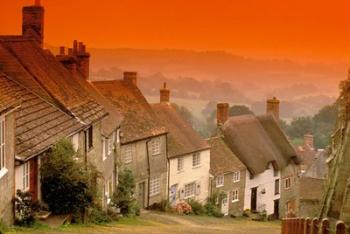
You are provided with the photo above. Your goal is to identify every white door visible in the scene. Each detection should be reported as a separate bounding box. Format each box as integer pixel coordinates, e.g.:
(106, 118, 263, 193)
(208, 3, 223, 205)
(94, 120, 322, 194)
(221, 194, 229, 216)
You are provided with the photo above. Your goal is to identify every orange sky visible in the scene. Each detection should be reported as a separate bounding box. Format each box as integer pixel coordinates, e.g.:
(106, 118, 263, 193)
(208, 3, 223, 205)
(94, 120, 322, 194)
(1, 0, 350, 63)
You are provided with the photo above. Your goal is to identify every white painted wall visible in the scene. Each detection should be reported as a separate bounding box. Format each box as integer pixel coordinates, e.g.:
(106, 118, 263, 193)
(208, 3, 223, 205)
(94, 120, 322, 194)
(168, 149, 210, 204)
(244, 164, 280, 215)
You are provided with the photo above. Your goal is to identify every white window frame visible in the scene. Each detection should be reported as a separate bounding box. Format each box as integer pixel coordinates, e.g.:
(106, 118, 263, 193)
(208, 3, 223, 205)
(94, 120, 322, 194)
(231, 188, 239, 203)
(216, 175, 224, 187)
(123, 145, 132, 164)
(192, 153, 201, 167)
(285, 177, 291, 189)
(23, 162, 30, 191)
(149, 177, 161, 197)
(184, 182, 196, 198)
(177, 157, 184, 172)
(0, 116, 5, 175)
(107, 137, 113, 156)
(233, 171, 240, 183)
(72, 133, 79, 152)
(102, 137, 107, 161)
(150, 138, 161, 156)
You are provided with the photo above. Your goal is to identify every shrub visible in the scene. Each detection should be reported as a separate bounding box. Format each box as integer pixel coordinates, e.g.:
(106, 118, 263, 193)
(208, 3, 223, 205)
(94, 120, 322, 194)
(89, 207, 112, 224)
(111, 168, 138, 216)
(204, 201, 223, 217)
(148, 199, 170, 212)
(175, 201, 192, 215)
(40, 139, 99, 215)
(14, 190, 35, 226)
(187, 199, 205, 215)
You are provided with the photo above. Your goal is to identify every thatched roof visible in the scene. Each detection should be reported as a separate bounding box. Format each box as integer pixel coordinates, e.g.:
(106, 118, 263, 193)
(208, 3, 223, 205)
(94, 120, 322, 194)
(223, 114, 298, 175)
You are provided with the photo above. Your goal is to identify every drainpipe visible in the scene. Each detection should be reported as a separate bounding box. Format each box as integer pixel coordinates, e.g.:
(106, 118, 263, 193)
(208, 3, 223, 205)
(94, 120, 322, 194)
(145, 139, 151, 208)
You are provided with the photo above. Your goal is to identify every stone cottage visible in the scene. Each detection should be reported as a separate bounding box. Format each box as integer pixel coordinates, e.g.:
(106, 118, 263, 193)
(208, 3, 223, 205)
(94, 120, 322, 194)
(151, 83, 211, 205)
(93, 74, 168, 208)
(206, 103, 247, 216)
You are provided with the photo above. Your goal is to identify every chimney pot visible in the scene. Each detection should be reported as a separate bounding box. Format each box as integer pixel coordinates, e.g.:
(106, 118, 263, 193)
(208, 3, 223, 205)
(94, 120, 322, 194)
(59, 46, 65, 55)
(160, 82, 170, 103)
(123, 72, 137, 86)
(78, 42, 84, 53)
(304, 134, 314, 149)
(73, 40, 78, 54)
(68, 48, 73, 56)
(35, 0, 41, 5)
(266, 96, 280, 121)
(217, 103, 229, 126)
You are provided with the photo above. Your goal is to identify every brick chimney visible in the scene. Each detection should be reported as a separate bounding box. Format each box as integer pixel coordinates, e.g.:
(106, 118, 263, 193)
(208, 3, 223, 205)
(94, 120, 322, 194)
(160, 82, 170, 103)
(304, 134, 314, 149)
(266, 97, 280, 121)
(22, 0, 45, 47)
(56, 41, 90, 79)
(124, 72, 137, 86)
(217, 103, 229, 126)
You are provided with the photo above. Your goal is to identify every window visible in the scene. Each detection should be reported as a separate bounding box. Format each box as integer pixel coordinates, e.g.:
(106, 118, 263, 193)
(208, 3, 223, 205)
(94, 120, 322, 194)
(216, 175, 224, 187)
(275, 179, 280, 195)
(233, 171, 240, 183)
(23, 162, 30, 191)
(231, 189, 239, 202)
(0, 117, 5, 172)
(177, 157, 184, 172)
(102, 138, 107, 161)
(149, 177, 161, 197)
(123, 145, 132, 164)
(107, 138, 113, 156)
(150, 138, 161, 156)
(72, 134, 79, 151)
(184, 182, 196, 198)
(192, 153, 200, 167)
(86, 126, 93, 150)
(285, 178, 291, 189)
(104, 178, 113, 204)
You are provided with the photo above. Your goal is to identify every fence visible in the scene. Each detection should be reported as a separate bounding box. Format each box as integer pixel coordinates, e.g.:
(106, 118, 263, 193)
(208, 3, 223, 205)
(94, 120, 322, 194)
(281, 218, 347, 234)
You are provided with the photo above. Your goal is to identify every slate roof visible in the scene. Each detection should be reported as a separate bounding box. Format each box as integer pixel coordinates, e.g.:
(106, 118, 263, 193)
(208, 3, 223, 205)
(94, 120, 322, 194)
(223, 114, 298, 175)
(0, 73, 84, 160)
(207, 136, 246, 176)
(0, 38, 108, 126)
(151, 103, 210, 158)
(92, 80, 167, 143)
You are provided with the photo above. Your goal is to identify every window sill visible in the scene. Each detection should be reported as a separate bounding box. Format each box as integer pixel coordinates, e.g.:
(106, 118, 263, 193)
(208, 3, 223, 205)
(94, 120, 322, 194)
(0, 168, 8, 179)
(232, 199, 239, 203)
(149, 193, 160, 198)
(216, 184, 224, 188)
(177, 170, 184, 174)
(192, 165, 201, 169)
(233, 180, 240, 183)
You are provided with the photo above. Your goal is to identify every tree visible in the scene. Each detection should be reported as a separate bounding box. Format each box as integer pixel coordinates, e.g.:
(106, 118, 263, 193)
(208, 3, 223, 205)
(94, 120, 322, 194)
(111, 168, 139, 216)
(40, 139, 98, 215)
(229, 105, 254, 117)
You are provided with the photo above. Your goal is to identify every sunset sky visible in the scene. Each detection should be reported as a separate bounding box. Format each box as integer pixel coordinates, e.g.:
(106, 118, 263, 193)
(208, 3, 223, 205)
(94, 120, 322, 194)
(1, 0, 350, 63)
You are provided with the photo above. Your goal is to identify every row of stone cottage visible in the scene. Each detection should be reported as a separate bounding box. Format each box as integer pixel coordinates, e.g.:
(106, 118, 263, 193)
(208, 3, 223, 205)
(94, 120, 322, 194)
(0, 1, 313, 225)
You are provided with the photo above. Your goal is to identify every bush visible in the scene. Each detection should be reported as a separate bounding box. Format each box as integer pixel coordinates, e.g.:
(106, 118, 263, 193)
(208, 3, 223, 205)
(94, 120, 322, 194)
(148, 199, 170, 212)
(111, 168, 138, 216)
(175, 201, 192, 215)
(187, 199, 205, 215)
(14, 190, 35, 226)
(89, 207, 112, 224)
(40, 139, 99, 215)
(204, 201, 223, 217)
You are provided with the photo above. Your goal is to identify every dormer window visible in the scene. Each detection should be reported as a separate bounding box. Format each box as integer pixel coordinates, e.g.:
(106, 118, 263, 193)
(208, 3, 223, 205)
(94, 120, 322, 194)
(192, 153, 201, 167)
(150, 138, 161, 156)
(232, 171, 240, 183)
(216, 175, 224, 187)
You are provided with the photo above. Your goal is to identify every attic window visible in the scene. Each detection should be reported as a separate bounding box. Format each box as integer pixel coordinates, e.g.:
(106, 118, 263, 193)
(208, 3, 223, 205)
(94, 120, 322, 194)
(192, 153, 201, 167)
(150, 138, 161, 156)
(233, 171, 240, 183)
(123, 145, 132, 164)
(216, 175, 224, 187)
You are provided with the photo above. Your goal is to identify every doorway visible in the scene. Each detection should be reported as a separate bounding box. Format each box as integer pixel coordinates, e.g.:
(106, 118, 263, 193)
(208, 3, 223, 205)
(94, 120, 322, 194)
(138, 182, 145, 208)
(221, 194, 229, 216)
(274, 199, 280, 219)
(251, 187, 257, 212)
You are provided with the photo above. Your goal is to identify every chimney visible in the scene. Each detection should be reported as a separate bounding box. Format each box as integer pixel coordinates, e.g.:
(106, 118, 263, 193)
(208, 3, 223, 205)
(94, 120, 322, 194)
(217, 103, 229, 126)
(123, 72, 137, 86)
(304, 134, 314, 149)
(160, 82, 170, 103)
(75, 41, 90, 80)
(59, 46, 65, 55)
(22, 0, 45, 47)
(266, 97, 280, 121)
